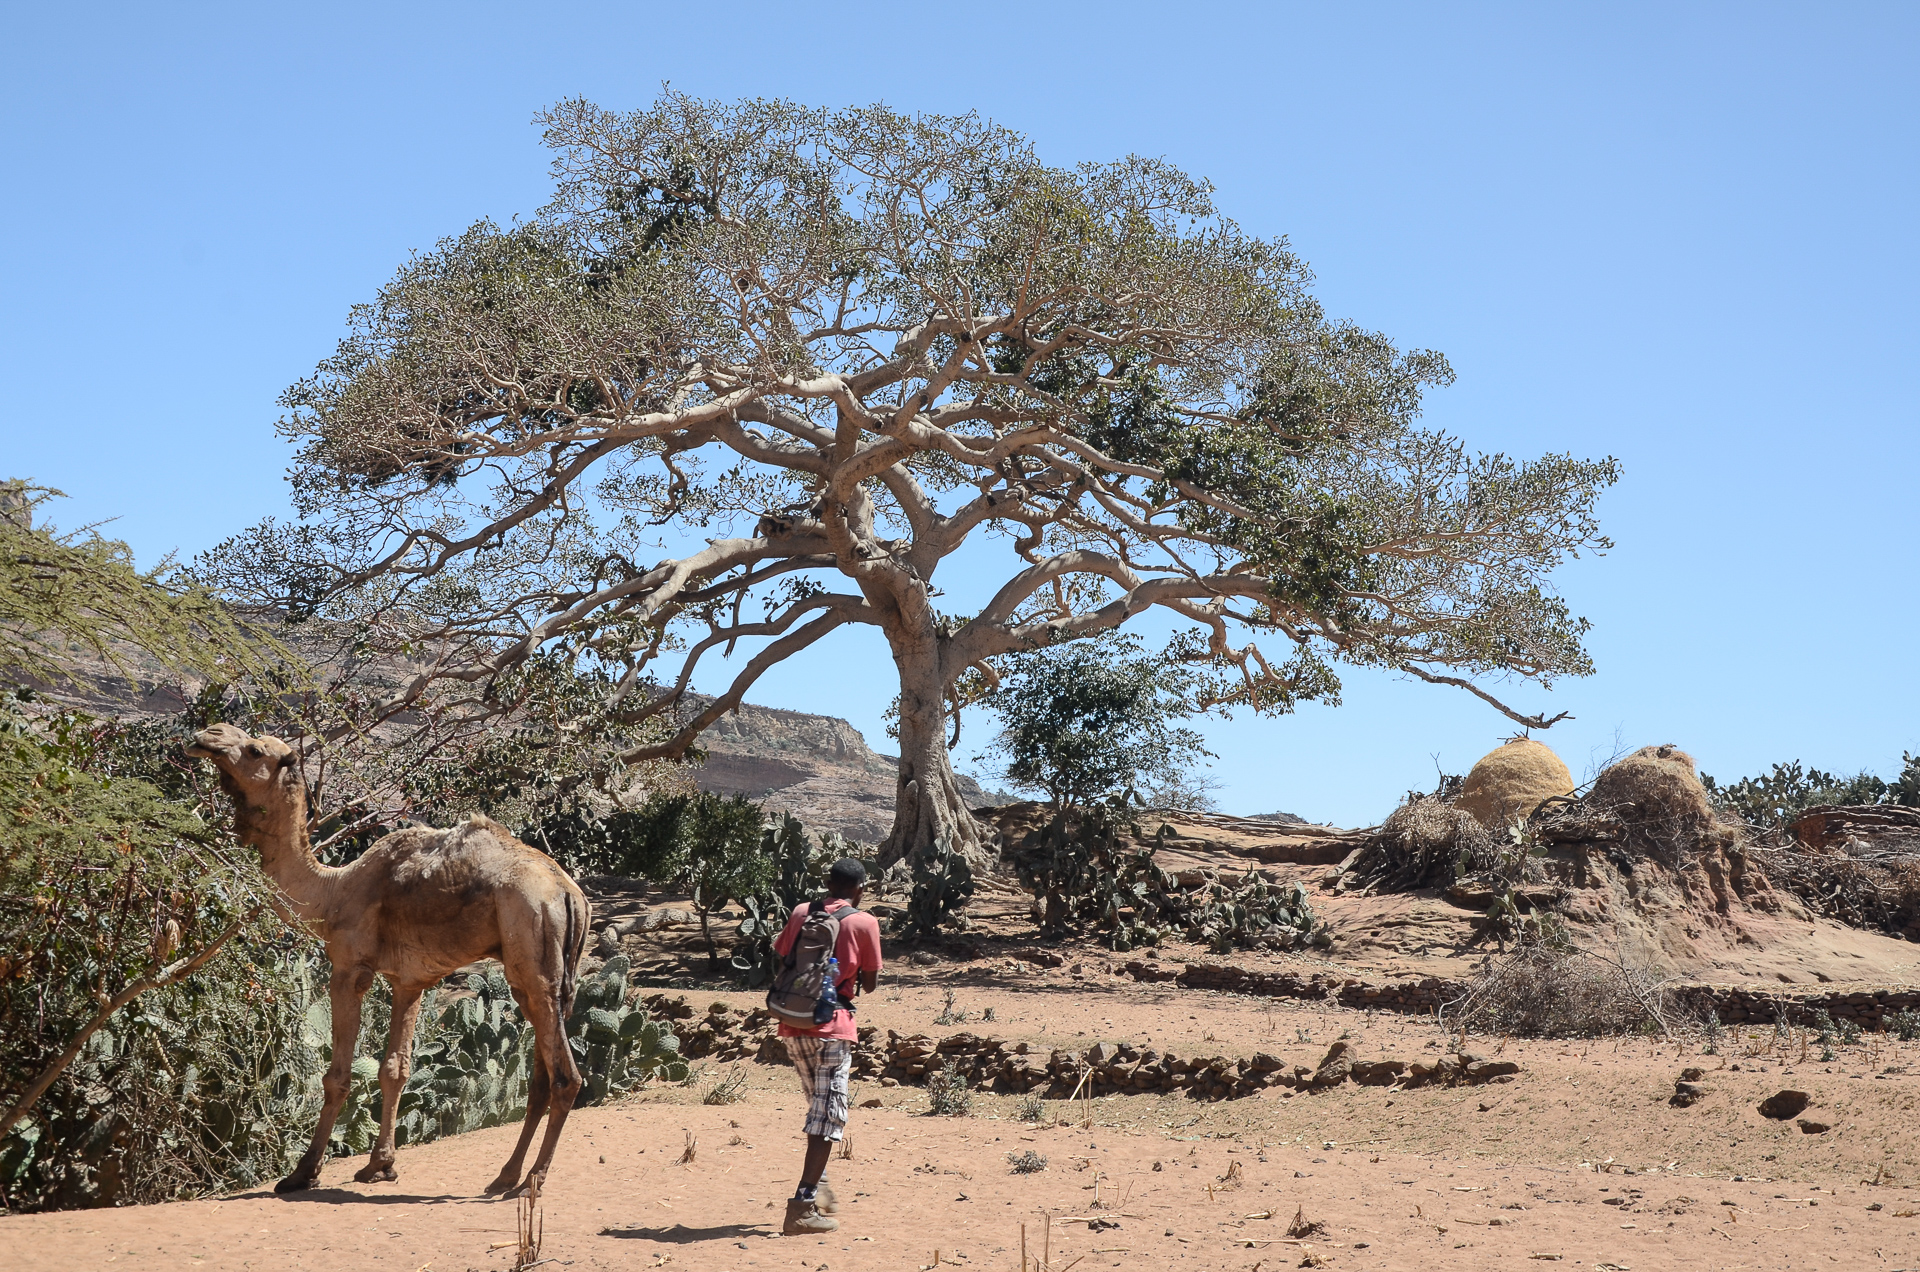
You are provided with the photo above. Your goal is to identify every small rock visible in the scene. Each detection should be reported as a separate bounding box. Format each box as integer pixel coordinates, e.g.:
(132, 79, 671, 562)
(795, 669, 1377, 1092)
(1758, 1089, 1811, 1120)
(1671, 1081, 1710, 1108)
(860, 1097, 884, 1109)
(1310, 1040, 1354, 1088)
(1679, 1067, 1705, 1082)
(1464, 1058, 1521, 1082)
(1797, 1118, 1831, 1134)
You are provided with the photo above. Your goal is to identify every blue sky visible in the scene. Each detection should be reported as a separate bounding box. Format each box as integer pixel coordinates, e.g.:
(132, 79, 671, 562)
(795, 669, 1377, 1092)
(4, 3, 1915, 825)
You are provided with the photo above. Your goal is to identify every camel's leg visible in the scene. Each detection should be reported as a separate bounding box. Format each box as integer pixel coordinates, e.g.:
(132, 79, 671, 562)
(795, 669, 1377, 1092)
(515, 979, 583, 1195)
(279, 965, 370, 1193)
(355, 980, 426, 1184)
(485, 1038, 551, 1196)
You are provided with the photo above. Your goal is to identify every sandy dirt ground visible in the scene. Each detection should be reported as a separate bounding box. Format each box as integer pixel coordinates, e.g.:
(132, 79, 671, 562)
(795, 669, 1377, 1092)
(9, 979, 1920, 1272)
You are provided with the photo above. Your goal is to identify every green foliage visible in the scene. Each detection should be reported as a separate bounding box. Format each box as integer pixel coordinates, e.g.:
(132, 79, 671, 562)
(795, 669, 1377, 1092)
(1185, 876, 1322, 956)
(0, 945, 319, 1211)
(1701, 755, 1920, 827)
(925, 1058, 972, 1116)
(521, 792, 694, 880)
(1887, 1009, 1920, 1042)
(728, 894, 786, 989)
(1802, 1008, 1860, 1052)
(388, 971, 529, 1148)
(981, 632, 1212, 808)
(728, 815, 864, 986)
(0, 481, 292, 692)
(0, 694, 310, 1209)
(684, 794, 774, 961)
(1012, 798, 1165, 936)
(896, 830, 976, 941)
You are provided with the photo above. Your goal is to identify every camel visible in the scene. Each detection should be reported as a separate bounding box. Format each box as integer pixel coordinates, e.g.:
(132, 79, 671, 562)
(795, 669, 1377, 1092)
(185, 723, 590, 1196)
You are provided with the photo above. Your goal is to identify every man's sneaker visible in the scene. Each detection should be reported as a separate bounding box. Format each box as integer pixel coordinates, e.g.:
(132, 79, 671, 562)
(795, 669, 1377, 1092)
(783, 1197, 838, 1235)
(814, 1179, 839, 1215)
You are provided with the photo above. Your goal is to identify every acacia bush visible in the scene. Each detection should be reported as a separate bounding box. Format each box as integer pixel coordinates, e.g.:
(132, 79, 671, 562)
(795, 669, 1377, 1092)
(0, 695, 311, 1209)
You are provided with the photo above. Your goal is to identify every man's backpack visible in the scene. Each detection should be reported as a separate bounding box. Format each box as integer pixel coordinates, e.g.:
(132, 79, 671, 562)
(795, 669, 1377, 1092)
(766, 899, 845, 1025)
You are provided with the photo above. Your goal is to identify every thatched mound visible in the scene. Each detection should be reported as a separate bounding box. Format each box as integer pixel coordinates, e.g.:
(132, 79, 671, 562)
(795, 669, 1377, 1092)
(1347, 796, 1495, 891)
(1586, 744, 1730, 864)
(1454, 738, 1574, 828)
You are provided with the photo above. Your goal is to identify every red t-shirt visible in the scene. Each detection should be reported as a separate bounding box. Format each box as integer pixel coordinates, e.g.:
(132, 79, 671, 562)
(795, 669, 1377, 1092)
(771, 898, 883, 1041)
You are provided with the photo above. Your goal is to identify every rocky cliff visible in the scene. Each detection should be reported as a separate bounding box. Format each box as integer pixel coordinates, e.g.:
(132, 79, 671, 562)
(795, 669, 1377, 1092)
(677, 693, 999, 848)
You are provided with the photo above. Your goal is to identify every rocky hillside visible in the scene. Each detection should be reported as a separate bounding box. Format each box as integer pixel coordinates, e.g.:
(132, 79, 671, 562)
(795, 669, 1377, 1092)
(678, 693, 1001, 848)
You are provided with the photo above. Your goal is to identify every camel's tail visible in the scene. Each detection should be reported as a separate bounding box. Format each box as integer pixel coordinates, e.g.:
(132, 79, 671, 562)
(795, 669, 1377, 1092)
(559, 888, 588, 1021)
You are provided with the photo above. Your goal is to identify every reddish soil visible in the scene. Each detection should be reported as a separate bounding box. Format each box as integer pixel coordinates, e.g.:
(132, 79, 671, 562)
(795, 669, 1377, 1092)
(10, 975, 1920, 1272)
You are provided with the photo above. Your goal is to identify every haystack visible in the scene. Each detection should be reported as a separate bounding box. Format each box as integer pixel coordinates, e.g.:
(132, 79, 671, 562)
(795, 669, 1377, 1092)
(1348, 796, 1496, 891)
(1587, 744, 1727, 863)
(1453, 738, 1574, 828)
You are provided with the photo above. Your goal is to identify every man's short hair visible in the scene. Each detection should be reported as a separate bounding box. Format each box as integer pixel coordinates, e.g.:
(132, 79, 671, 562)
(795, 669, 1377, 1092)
(826, 858, 868, 893)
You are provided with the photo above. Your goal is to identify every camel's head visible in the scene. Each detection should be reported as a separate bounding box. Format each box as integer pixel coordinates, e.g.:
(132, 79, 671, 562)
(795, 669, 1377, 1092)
(183, 723, 298, 797)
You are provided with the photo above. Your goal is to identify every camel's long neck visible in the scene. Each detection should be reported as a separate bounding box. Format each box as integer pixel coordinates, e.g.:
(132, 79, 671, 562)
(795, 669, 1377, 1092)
(233, 774, 337, 920)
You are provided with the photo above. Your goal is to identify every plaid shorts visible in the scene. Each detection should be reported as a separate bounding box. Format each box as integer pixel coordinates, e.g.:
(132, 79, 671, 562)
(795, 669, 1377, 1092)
(784, 1034, 852, 1140)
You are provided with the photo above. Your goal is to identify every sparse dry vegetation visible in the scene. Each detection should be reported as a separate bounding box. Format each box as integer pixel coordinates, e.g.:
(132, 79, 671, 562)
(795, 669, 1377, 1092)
(1447, 939, 1677, 1038)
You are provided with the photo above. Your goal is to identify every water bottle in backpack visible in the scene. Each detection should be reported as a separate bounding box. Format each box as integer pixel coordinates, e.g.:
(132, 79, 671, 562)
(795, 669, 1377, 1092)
(812, 957, 841, 1024)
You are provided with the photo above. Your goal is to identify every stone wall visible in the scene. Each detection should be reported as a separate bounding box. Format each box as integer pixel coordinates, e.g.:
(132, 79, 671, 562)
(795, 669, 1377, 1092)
(1671, 984, 1920, 1029)
(1126, 959, 1462, 1016)
(638, 992, 1516, 1103)
(1124, 959, 1920, 1031)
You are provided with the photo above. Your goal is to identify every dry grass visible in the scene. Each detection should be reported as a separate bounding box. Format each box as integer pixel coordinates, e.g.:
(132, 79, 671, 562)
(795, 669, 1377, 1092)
(1447, 939, 1678, 1038)
(1351, 796, 1495, 890)
(1748, 839, 1920, 936)
(701, 1069, 749, 1105)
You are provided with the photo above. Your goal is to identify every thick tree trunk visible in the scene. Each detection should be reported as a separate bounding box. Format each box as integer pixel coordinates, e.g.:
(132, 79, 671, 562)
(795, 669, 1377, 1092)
(878, 636, 989, 872)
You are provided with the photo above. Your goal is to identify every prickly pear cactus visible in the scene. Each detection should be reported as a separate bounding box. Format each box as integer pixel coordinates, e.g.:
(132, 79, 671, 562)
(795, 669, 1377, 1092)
(1186, 876, 1323, 953)
(896, 830, 975, 940)
(729, 894, 784, 988)
(565, 955, 688, 1103)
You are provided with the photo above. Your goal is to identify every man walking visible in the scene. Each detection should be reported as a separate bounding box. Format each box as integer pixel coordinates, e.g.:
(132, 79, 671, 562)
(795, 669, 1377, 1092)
(770, 858, 882, 1236)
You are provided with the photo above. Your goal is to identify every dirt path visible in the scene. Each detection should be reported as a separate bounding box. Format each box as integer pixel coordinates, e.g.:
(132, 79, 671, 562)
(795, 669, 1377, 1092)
(7, 1093, 1912, 1272)
(8, 982, 1919, 1272)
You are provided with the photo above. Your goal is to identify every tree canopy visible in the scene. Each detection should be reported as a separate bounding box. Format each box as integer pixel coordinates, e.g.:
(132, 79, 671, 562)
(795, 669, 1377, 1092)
(982, 631, 1210, 808)
(209, 90, 1617, 864)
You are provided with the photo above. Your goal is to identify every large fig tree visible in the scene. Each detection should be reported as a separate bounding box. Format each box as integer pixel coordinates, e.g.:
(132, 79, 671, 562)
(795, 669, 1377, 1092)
(218, 92, 1615, 867)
